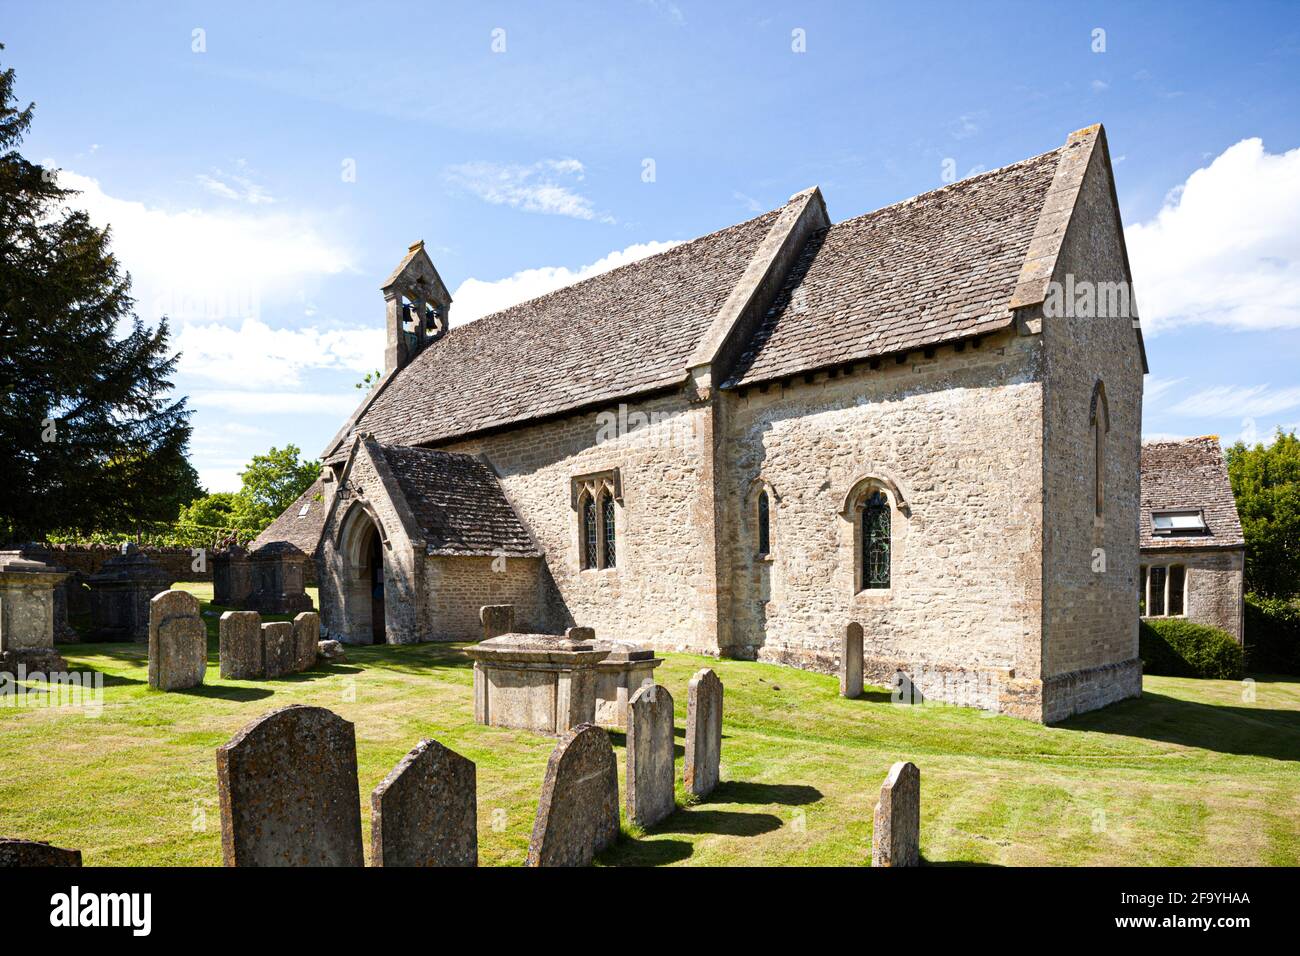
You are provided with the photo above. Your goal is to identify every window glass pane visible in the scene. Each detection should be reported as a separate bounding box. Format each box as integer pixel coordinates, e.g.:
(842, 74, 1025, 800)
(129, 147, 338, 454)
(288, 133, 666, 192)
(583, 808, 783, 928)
(1139, 566, 1147, 615)
(602, 493, 616, 569)
(1149, 566, 1166, 616)
(862, 491, 890, 589)
(1152, 511, 1206, 531)
(1169, 565, 1185, 616)
(757, 491, 770, 555)
(582, 495, 597, 570)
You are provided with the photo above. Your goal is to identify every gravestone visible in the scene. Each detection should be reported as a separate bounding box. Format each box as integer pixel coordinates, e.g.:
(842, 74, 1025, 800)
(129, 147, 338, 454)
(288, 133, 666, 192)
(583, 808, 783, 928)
(0, 837, 82, 866)
(871, 761, 921, 867)
(219, 610, 263, 679)
(293, 611, 319, 671)
(147, 589, 206, 691)
(479, 604, 514, 641)
(262, 621, 296, 678)
(840, 622, 863, 699)
(216, 705, 364, 866)
(684, 667, 723, 798)
(526, 723, 619, 867)
(371, 739, 477, 867)
(625, 683, 675, 829)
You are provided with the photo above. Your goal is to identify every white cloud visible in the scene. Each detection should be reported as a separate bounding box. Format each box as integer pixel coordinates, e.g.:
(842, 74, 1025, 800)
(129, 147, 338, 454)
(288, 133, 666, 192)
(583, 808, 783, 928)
(444, 158, 612, 222)
(450, 239, 683, 325)
(59, 170, 355, 323)
(1142, 431, 1192, 443)
(175, 318, 383, 387)
(1143, 376, 1185, 404)
(189, 389, 362, 416)
(1166, 384, 1300, 418)
(1125, 138, 1300, 333)
(1090, 79, 1109, 93)
(197, 165, 275, 205)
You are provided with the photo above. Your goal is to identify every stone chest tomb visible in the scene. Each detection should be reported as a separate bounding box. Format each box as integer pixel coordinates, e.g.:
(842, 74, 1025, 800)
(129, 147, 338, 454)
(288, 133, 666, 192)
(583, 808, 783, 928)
(592, 639, 663, 729)
(466, 630, 610, 736)
(0, 550, 70, 675)
(85, 542, 172, 642)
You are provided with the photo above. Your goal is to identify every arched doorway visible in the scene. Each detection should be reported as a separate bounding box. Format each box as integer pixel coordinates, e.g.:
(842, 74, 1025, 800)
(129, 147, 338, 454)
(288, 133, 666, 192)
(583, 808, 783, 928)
(363, 524, 385, 644)
(339, 502, 388, 646)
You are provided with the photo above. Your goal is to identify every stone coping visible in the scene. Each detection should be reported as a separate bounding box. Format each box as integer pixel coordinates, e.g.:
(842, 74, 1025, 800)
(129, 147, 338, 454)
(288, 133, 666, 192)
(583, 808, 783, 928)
(0, 550, 69, 580)
(592, 639, 659, 664)
(465, 632, 610, 667)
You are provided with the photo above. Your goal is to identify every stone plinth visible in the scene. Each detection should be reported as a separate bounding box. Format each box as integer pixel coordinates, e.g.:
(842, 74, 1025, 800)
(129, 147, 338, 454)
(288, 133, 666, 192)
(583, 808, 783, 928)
(212, 545, 252, 607)
(592, 640, 663, 729)
(85, 542, 172, 642)
(245, 542, 313, 615)
(0, 550, 70, 676)
(466, 632, 610, 736)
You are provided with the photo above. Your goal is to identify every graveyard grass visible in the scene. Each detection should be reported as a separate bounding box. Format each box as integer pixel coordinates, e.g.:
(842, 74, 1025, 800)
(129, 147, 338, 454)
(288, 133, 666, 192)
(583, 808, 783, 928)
(2, 582, 1298, 866)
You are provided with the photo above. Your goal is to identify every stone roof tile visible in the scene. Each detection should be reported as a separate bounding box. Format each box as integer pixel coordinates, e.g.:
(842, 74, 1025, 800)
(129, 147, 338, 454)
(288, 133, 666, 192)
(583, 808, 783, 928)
(1139, 436, 1244, 551)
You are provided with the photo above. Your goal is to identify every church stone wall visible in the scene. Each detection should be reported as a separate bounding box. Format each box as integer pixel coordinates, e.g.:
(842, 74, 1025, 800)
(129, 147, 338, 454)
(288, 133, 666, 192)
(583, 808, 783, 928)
(441, 391, 719, 653)
(423, 555, 550, 641)
(720, 329, 1046, 710)
(1036, 142, 1145, 721)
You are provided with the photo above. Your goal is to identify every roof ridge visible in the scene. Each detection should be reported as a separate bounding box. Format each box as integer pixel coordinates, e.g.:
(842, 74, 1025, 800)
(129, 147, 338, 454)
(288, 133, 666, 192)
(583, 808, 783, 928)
(830, 145, 1066, 229)
(440, 202, 790, 337)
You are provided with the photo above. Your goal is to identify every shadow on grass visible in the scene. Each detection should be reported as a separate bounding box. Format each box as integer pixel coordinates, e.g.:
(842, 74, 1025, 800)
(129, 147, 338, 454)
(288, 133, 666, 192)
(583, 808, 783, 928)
(1062, 690, 1300, 762)
(173, 684, 274, 702)
(711, 781, 823, 806)
(650, 809, 783, 838)
(922, 857, 1002, 867)
(598, 838, 694, 867)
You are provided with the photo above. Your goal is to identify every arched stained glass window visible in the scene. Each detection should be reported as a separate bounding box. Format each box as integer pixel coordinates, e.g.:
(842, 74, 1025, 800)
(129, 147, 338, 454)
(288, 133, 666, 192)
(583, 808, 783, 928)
(581, 493, 598, 570)
(601, 491, 616, 569)
(757, 490, 771, 555)
(861, 490, 891, 589)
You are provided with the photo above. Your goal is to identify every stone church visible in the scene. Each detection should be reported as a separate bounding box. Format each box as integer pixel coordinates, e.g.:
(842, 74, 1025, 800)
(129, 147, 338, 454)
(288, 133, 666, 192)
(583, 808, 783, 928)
(256, 124, 1147, 723)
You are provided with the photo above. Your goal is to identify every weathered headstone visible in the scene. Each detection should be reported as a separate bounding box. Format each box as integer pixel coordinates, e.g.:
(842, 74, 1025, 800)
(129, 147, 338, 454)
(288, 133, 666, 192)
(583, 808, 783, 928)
(840, 622, 863, 699)
(371, 739, 477, 867)
(526, 723, 619, 867)
(626, 683, 675, 829)
(684, 667, 723, 798)
(216, 705, 364, 867)
(219, 610, 263, 679)
(0, 837, 82, 867)
(147, 589, 206, 691)
(872, 761, 920, 867)
(292, 611, 319, 672)
(262, 621, 295, 678)
(479, 604, 515, 641)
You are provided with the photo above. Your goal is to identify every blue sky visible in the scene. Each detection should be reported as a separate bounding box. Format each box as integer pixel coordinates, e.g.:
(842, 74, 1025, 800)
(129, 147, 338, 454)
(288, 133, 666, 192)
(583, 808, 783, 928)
(4, 1, 1299, 491)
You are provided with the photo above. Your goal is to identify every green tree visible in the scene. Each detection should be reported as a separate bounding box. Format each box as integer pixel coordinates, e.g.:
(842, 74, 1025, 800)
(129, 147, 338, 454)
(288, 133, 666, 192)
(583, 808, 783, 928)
(176, 491, 238, 530)
(1226, 429, 1300, 598)
(0, 47, 194, 542)
(230, 444, 319, 532)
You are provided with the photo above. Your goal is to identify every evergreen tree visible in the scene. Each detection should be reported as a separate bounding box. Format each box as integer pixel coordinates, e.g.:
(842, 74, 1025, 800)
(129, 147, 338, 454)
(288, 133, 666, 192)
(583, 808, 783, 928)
(0, 47, 194, 542)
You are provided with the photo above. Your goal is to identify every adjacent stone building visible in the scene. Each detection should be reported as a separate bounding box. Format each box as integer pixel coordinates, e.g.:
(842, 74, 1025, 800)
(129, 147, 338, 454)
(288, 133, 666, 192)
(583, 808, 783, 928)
(264, 125, 1148, 722)
(1138, 436, 1245, 642)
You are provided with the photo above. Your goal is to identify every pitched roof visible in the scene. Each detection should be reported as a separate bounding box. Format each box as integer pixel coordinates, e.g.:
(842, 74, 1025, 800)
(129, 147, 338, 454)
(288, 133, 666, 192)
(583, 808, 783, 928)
(330, 205, 786, 453)
(378, 444, 539, 557)
(251, 478, 328, 557)
(725, 147, 1064, 386)
(1139, 436, 1245, 551)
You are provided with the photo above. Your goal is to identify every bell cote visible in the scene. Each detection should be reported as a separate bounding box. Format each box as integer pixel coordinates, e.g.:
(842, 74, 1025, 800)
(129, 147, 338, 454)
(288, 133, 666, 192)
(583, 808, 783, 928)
(381, 240, 453, 374)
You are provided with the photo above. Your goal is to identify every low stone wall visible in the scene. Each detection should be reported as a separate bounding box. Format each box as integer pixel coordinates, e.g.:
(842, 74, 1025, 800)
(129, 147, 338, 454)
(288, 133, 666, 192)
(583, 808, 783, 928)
(37, 544, 317, 586)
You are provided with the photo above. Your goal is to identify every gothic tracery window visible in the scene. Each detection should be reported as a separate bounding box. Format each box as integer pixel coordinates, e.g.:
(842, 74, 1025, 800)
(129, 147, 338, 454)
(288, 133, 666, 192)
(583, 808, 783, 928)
(757, 490, 771, 556)
(581, 493, 598, 570)
(574, 470, 620, 571)
(601, 491, 616, 569)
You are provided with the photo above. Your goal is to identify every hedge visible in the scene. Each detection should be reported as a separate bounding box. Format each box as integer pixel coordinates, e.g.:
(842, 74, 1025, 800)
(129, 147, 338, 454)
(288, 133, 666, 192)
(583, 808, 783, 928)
(1244, 593, 1300, 675)
(1139, 618, 1244, 680)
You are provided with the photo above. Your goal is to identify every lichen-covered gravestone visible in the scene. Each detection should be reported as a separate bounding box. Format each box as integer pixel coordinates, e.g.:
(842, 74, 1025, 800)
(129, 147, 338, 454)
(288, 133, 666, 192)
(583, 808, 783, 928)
(292, 611, 319, 672)
(0, 837, 82, 867)
(371, 739, 477, 867)
(526, 723, 619, 867)
(147, 589, 206, 691)
(625, 683, 675, 829)
(479, 603, 514, 641)
(219, 610, 263, 679)
(262, 621, 295, 678)
(684, 667, 723, 798)
(840, 622, 863, 699)
(871, 761, 920, 867)
(216, 705, 364, 867)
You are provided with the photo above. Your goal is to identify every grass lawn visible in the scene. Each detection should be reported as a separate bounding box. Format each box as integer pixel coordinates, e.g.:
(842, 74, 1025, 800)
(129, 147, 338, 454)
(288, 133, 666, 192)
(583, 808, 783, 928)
(2, 581, 1297, 866)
